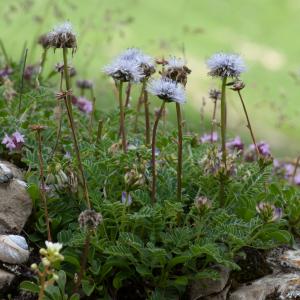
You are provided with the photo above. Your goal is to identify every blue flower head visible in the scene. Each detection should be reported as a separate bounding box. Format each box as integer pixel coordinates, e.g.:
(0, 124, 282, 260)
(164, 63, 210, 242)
(206, 53, 246, 78)
(147, 78, 186, 104)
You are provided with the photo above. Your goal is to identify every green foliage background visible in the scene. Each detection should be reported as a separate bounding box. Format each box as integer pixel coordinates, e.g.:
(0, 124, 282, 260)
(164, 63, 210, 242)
(1, 0, 300, 157)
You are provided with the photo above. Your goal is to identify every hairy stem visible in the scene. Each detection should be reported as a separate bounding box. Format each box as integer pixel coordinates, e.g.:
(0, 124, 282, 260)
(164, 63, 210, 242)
(151, 101, 166, 204)
(219, 77, 227, 206)
(144, 88, 151, 145)
(176, 103, 183, 202)
(63, 47, 91, 208)
(210, 99, 217, 142)
(134, 81, 146, 132)
(36, 130, 52, 241)
(125, 82, 132, 108)
(118, 81, 127, 152)
(237, 90, 259, 157)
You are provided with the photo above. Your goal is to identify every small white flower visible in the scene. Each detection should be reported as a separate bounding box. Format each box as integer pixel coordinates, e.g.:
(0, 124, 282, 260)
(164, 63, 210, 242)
(147, 78, 186, 104)
(45, 241, 63, 253)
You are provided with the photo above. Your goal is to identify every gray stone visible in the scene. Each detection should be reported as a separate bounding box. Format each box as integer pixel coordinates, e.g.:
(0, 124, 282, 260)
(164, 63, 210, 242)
(0, 161, 32, 234)
(189, 266, 230, 300)
(0, 269, 15, 289)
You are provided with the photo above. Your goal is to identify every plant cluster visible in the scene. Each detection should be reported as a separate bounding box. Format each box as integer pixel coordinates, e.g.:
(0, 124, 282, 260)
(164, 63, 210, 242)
(0, 22, 299, 299)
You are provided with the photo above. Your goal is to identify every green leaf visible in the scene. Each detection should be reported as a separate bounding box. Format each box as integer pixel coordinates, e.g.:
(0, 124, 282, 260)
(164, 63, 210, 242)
(82, 280, 95, 297)
(20, 281, 39, 293)
(57, 270, 66, 292)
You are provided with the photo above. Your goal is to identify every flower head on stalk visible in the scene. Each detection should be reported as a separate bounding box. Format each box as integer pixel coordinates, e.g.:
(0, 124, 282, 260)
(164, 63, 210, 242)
(209, 88, 221, 101)
(78, 209, 103, 230)
(72, 96, 93, 114)
(163, 56, 191, 85)
(76, 79, 94, 90)
(194, 196, 211, 213)
(206, 52, 246, 78)
(256, 202, 283, 223)
(55, 62, 76, 76)
(147, 77, 186, 104)
(38, 33, 51, 49)
(103, 55, 143, 83)
(47, 21, 77, 51)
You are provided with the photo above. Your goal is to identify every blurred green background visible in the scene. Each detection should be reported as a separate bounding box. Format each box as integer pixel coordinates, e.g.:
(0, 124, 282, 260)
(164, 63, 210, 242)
(1, 0, 300, 158)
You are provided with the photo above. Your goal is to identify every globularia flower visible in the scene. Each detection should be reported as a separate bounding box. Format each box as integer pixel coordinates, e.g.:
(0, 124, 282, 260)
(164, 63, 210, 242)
(103, 57, 143, 83)
(206, 52, 246, 78)
(164, 56, 191, 85)
(78, 209, 103, 230)
(147, 78, 186, 104)
(47, 21, 77, 49)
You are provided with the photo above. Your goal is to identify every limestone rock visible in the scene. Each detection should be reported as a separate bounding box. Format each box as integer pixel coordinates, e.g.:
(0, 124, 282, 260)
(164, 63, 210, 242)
(0, 269, 15, 289)
(189, 266, 230, 300)
(0, 161, 32, 234)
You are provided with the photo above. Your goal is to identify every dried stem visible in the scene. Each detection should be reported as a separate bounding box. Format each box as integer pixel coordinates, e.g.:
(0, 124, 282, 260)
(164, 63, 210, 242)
(144, 87, 151, 145)
(134, 82, 146, 132)
(73, 231, 91, 293)
(96, 119, 103, 144)
(89, 88, 96, 138)
(37, 266, 49, 300)
(125, 82, 132, 108)
(292, 156, 300, 183)
(210, 99, 217, 142)
(18, 48, 28, 114)
(176, 103, 183, 202)
(63, 47, 91, 208)
(237, 90, 260, 157)
(36, 130, 52, 241)
(118, 81, 127, 152)
(151, 100, 166, 204)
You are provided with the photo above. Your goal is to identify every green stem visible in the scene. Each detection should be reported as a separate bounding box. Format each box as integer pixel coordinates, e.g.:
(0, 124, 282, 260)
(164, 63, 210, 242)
(63, 47, 91, 209)
(96, 119, 103, 144)
(18, 48, 28, 114)
(151, 101, 166, 204)
(89, 88, 96, 138)
(118, 81, 127, 152)
(219, 77, 227, 206)
(176, 103, 183, 202)
(0, 39, 10, 66)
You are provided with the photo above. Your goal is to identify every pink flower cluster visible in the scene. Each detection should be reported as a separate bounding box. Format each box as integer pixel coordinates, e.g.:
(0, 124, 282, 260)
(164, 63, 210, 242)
(72, 96, 93, 114)
(2, 131, 25, 151)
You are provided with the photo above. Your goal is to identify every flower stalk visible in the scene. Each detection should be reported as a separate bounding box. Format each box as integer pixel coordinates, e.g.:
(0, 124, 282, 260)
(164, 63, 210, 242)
(176, 103, 183, 202)
(118, 81, 127, 153)
(62, 47, 91, 208)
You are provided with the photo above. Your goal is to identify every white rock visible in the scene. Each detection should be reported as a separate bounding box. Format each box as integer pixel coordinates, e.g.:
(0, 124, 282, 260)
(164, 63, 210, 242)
(0, 235, 29, 264)
(0, 269, 15, 289)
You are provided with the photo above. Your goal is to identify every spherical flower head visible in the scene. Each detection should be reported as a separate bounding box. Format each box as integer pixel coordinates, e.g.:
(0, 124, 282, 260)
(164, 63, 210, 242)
(78, 209, 103, 230)
(256, 202, 282, 222)
(76, 79, 94, 89)
(121, 191, 132, 206)
(2, 131, 25, 151)
(206, 52, 246, 78)
(75, 96, 93, 114)
(147, 78, 186, 104)
(38, 33, 50, 49)
(164, 56, 191, 85)
(209, 89, 221, 101)
(200, 132, 218, 143)
(47, 21, 77, 49)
